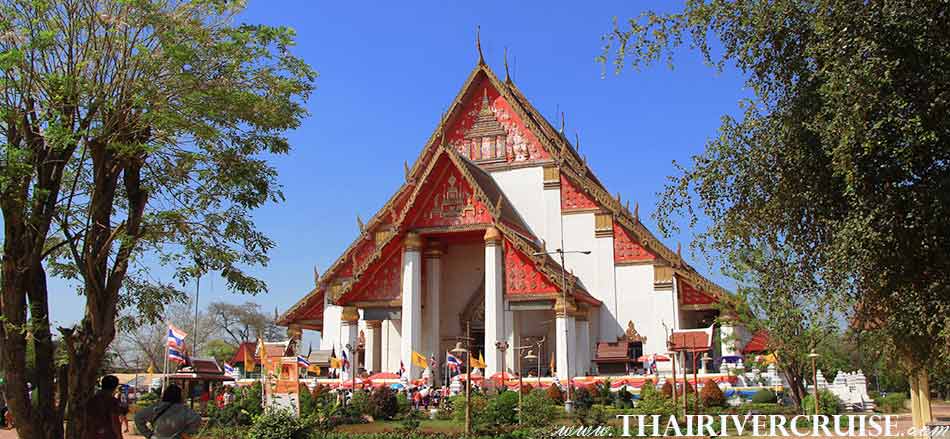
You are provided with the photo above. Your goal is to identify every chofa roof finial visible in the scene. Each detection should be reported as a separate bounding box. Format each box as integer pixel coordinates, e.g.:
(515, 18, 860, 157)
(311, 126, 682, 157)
(575, 131, 581, 152)
(503, 46, 512, 84)
(404, 160, 410, 181)
(476, 25, 485, 66)
(559, 112, 565, 135)
(313, 265, 320, 287)
(634, 201, 639, 221)
(356, 214, 365, 233)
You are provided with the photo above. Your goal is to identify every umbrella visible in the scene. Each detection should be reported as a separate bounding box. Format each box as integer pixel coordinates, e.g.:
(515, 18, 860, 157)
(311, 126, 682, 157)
(390, 383, 405, 390)
(636, 354, 670, 362)
(488, 372, 518, 381)
(367, 372, 400, 381)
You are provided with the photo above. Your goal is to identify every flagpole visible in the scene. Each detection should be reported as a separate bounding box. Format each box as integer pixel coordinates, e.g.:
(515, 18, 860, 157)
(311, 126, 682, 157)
(162, 342, 169, 393)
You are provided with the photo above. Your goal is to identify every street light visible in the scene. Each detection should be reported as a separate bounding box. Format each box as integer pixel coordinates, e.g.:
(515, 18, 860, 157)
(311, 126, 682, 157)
(533, 248, 590, 413)
(496, 341, 509, 391)
(522, 349, 538, 425)
(808, 349, 820, 416)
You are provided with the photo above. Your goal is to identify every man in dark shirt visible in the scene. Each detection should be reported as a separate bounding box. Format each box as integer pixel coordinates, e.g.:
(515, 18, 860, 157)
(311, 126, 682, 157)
(84, 375, 128, 439)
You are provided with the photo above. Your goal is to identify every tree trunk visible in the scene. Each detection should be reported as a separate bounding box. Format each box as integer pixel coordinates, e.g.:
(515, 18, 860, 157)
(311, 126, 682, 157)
(781, 367, 807, 410)
(63, 329, 112, 439)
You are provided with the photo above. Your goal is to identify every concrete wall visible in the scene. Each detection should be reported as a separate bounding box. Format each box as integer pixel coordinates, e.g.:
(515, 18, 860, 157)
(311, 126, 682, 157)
(490, 167, 546, 240)
(615, 264, 674, 356)
(439, 242, 485, 340)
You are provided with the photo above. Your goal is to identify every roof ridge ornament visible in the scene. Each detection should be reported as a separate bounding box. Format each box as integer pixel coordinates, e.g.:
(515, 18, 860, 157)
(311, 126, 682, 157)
(313, 265, 320, 287)
(504, 46, 512, 84)
(634, 201, 639, 222)
(404, 160, 411, 182)
(559, 111, 565, 135)
(476, 25, 485, 66)
(575, 131, 580, 152)
(357, 215, 365, 233)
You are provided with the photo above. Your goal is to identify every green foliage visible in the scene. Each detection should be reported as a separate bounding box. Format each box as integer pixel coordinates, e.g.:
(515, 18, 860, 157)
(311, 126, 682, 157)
(484, 390, 519, 427)
(207, 382, 264, 427)
(593, 379, 612, 406)
(700, 379, 726, 408)
(136, 391, 159, 408)
(395, 391, 411, 418)
(369, 386, 398, 420)
(298, 384, 316, 416)
(519, 389, 559, 429)
(602, 0, 950, 379)
(204, 339, 237, 364)
(751, 389, 778, 404)
(246, 410, 311, 439)
(659, 381, 672, 398)
(450, 393, 490, 433)
(349, 391, 371, 418)
(802, 389, 843, 416)
(633, 382, 675, 417)
(572, 387, 594, 411)
(398, 407, 425, 433)
(875, 393, 907, 413)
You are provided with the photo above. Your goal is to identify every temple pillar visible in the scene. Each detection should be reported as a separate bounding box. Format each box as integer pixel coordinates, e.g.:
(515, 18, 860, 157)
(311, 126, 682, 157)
(340, 306, 360, 376)
(401, 232, 423, 379)
(424, 239, 443, 381)
(484, 226, 504, 376)
(575, 308, 591, 376)
(365, 320, 382, 374)
(594, 212, 620, 341)
(555, 296, 577, 381)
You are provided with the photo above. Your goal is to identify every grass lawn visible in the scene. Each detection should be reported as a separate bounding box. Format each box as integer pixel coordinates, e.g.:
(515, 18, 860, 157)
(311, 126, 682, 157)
(335, 419, 463, 434)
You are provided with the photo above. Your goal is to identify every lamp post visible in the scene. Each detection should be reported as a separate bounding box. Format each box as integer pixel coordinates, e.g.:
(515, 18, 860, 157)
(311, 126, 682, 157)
(513, 340, 541, 425)
(808, 349, 820, 416)
(496, 341, 509, 391)
(453, 322, 474, 435)
(533, 248, 590, 413)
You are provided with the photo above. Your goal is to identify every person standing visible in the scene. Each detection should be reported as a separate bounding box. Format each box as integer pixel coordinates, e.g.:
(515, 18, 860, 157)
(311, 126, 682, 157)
(134, 384, 202, 439)
(84, 375, 128, 439)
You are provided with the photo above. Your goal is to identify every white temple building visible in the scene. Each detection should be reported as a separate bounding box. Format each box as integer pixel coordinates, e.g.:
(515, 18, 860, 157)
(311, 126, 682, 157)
(278, 56, 740, 382)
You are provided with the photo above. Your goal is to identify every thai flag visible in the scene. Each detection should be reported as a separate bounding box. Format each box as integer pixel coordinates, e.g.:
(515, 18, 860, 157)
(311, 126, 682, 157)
(167, 324, 187, 349)
(223, 362, 236, 376)
(446, 352, 461, 371)
(341, 350, 349, 369)
(168, 347, 188, 364)
(297, 355, 310, 369)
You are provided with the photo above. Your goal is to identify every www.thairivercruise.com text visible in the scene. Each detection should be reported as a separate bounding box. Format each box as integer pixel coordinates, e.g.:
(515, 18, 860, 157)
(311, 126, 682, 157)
(548, 415, 950, 437)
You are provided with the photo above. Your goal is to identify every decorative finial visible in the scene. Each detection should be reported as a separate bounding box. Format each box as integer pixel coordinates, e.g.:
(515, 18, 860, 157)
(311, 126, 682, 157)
(480, 88, 492, 116)
(357, 215, 364, 232)
(313, 265, 320, 287)
(404, 161, 410, 181)
(540, 239, 547, 253)
(504, 46, 512, 84)
(559, 112, 565, 135)
(625, 200, 630, 212)
(495, 194, 503, 213)
(476, 25, 485, 66)
(575, 131, 580, 152)
(634, 202, 639, 221)
(677, 242, 682, 258)
(616, 192, 622, 206)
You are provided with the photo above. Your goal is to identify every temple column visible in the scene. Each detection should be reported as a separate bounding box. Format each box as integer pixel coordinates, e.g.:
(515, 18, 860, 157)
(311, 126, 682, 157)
(575, 308, 591, 376)
(424, 239, 443, 382)
(484, 226, 504, 376)
(341, 306, 360, 376)
(555, 296, 577, 381)
(401, 232, 423, 379)
(365, 320, 382, 374)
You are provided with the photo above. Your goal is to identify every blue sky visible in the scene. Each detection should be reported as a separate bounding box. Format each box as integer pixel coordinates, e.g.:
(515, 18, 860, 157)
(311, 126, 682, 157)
(48, 1, 748, 347)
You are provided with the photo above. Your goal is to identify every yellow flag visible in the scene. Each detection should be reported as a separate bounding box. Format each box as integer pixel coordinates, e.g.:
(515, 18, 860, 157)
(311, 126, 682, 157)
(244, 346, 256, 372)
(470, 352, 487, 369)
(147, 364, 155, 374)
(330, 357, 341, 369)
(309, 365, 322, 376)
(412, 351, 428, 369)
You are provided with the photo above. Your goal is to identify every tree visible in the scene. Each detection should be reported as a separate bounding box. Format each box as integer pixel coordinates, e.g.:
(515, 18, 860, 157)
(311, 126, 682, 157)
(114, 298, 217, 370)
(208, 301, 282, 345)
(204, 339, 237, 364)
(602, 0, 949, 426)
(720, 246, 843, 409)
(0, 2, 315, 438)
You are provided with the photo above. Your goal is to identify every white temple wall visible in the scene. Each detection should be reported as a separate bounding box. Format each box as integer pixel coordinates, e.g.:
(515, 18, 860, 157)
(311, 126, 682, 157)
(439, 242, 485, 340)
(561, 213, 597, 290)
(320, 303, 342, 351)
(489, 166, 547, 240)
(616, 264, 673, 355)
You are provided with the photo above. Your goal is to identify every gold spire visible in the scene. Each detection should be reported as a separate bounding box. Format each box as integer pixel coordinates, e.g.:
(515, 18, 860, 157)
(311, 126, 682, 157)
(479, 88, 492, 117)
(476, 25, 485, 66)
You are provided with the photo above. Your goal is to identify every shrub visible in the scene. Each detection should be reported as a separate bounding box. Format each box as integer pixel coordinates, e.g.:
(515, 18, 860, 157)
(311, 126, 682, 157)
(207, 382, 264, 427)
(485, 390, 520, 427)
(546, 385, 564, 404)
(136, 391, 159, 408)
(520, 389, 559, 429)
(399, 407, 425, 432)
(519, 383, 534, 395)
(370, 386, 399, 420)
(660, 381, 673, 398)
(802, 389, 842, 416)
(700, 379, 726, 407)
(634, 381, 674, 417)
(737, 402, 796, 415)
(640, 379, 657, 399)
(349, 390, 371, 418)
(594, 379, 612, 406)
(573, 387, 594, 411)
(451, 393, 490, 432)
(751, 388, 778, 404)
(396, 391, 410, 417)
(246, 409, 311, 439)
(299, 384, 316, 416)
(876, 393, 907, 413)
